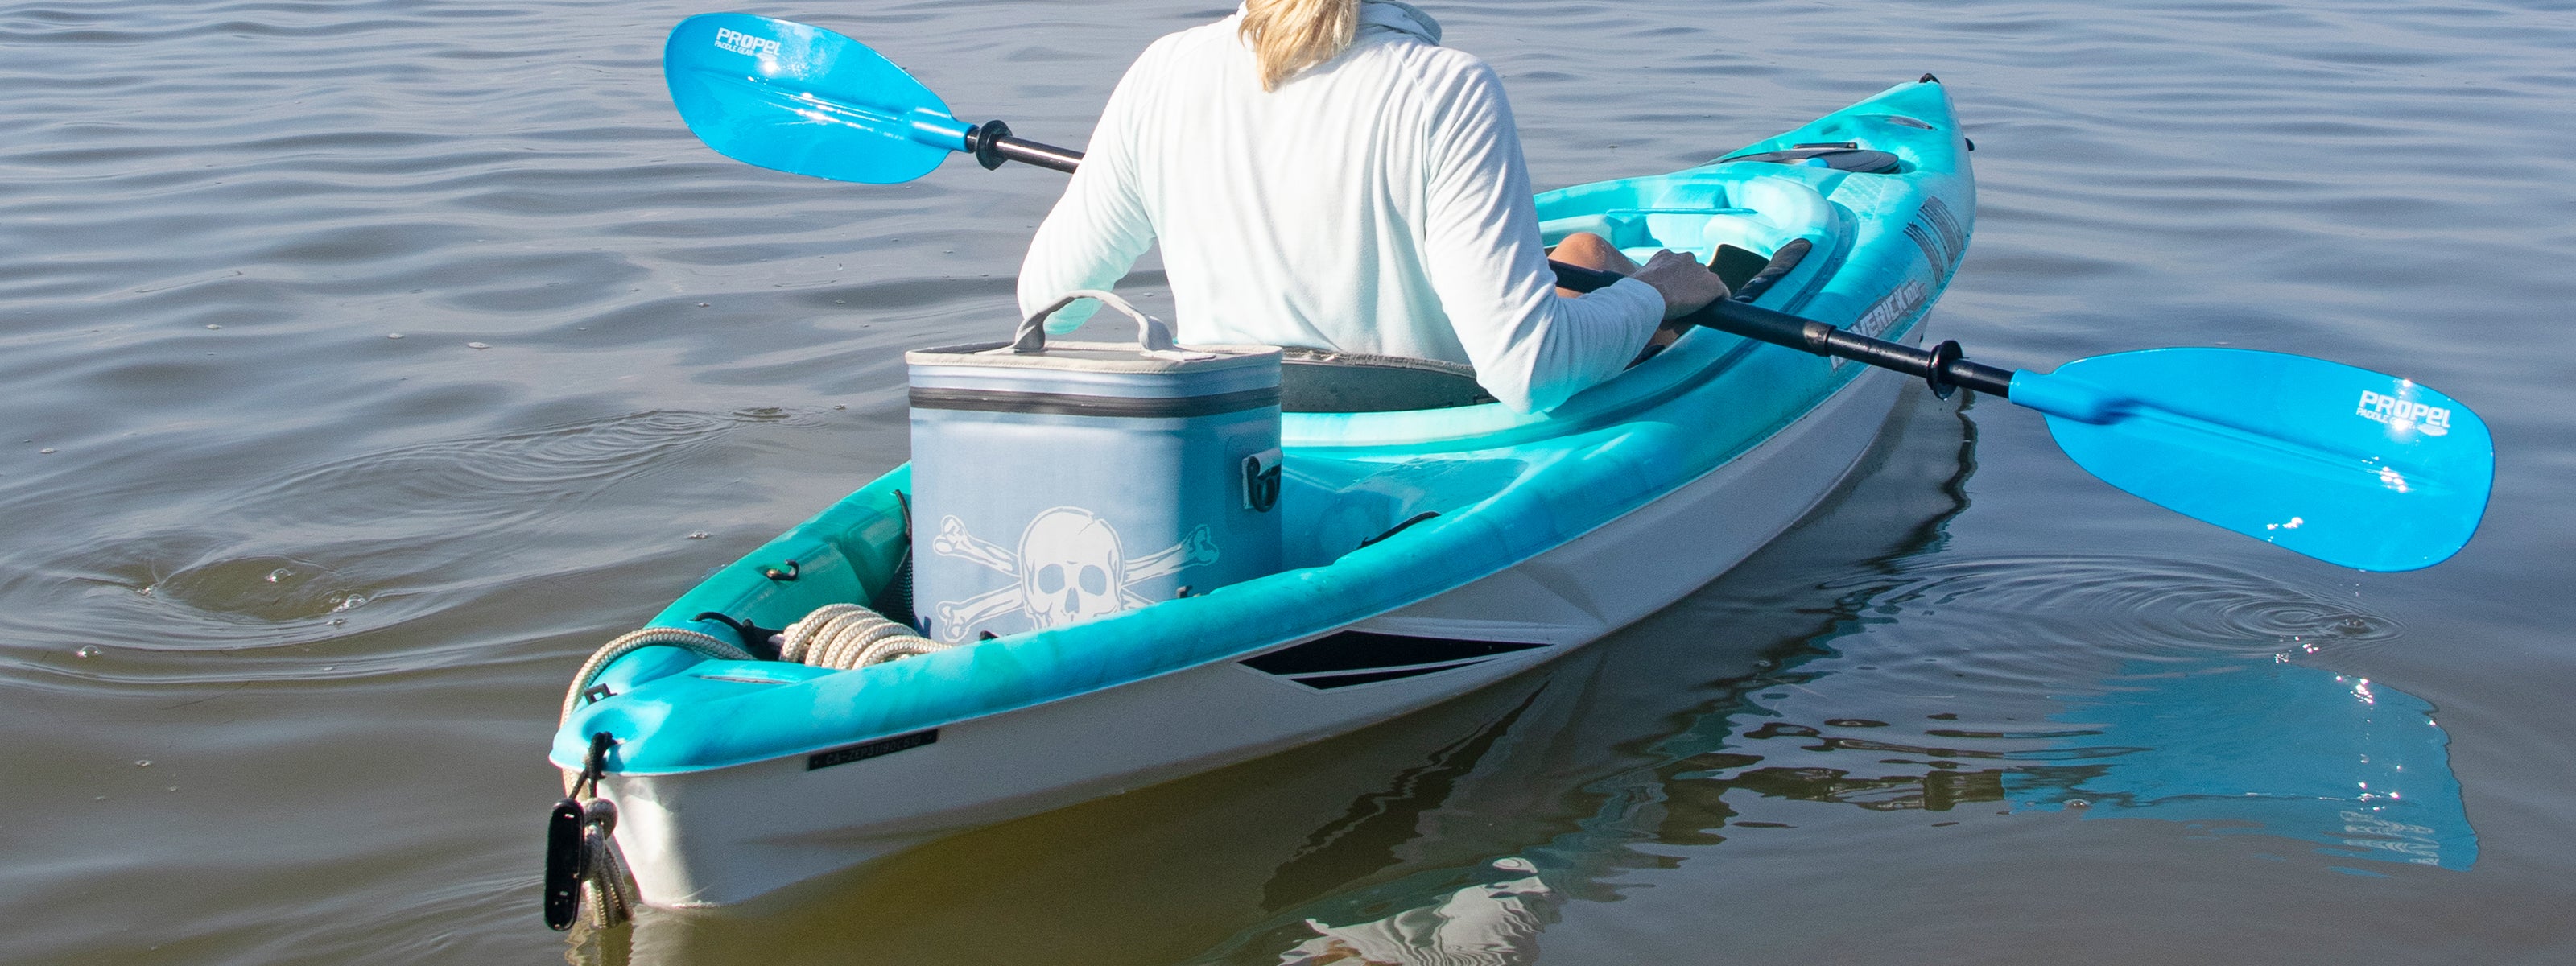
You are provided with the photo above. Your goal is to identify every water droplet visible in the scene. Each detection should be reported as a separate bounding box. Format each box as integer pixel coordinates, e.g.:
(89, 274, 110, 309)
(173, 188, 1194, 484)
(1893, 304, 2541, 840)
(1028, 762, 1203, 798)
(266, 568, 292, 584)
(386, 332, 403, 339)
(205, 324, 222, 330)
(329, 594, 366, 613)
(696, 302, 710, 308)
(39, 448, 56, 454)
(166, 786, 179, 793)
(328, 617, 345, 626)
(466, 341, 491, 349)
(686, 531, 711, 539)
(834, 299, 846, 304)
(832, 404, 846, 411)
(134, 760, 152, 768)
(75, 646, 99, 658)
(2064, 799, 2091, 808)
(321, 666, 335, 671)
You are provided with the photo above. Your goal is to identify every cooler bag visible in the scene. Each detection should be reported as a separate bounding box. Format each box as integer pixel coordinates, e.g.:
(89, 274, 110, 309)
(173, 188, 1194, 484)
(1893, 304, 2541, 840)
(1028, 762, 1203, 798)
(906, 291, 1283, 642)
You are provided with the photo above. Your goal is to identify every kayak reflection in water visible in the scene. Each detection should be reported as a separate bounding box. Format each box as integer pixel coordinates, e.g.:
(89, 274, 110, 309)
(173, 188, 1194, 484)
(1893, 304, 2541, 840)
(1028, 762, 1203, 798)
(1275, 857, 1560, 966)
(1016, 0, 1728, 413)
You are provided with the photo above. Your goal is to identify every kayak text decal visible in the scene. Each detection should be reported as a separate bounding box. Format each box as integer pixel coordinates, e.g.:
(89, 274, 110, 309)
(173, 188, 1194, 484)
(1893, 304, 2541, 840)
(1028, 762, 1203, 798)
(714, 27, 782, 59)
(2357, 389, 2452, 438)
(806, 729, 937, 770)
(928, 507, 1217, 641)
(1840, 280, 1928, 366)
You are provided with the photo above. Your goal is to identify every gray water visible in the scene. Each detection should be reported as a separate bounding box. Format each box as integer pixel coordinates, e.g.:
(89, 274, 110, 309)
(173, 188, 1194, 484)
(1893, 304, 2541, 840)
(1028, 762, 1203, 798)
(4, 0, 2574, 963)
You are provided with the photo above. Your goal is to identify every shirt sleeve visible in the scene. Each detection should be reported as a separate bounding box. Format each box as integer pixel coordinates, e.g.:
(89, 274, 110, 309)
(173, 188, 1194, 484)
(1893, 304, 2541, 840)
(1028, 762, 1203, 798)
(1016, 47, 1161, 333)
(1418, 60, 1662, 412)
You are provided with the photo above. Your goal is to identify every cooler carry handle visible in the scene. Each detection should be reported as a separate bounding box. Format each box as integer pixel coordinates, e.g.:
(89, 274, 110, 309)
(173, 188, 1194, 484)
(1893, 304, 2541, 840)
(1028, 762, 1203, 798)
(1016, 290, 1188, 357)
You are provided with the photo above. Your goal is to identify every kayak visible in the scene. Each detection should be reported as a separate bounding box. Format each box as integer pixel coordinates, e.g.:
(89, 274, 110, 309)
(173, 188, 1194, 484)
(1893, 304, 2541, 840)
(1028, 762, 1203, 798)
(551, 76, 1974, 910)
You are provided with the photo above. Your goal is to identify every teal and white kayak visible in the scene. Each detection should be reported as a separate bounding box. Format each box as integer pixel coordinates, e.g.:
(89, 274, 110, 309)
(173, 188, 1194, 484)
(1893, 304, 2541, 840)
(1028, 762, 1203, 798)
(553, 78, 1973, 909)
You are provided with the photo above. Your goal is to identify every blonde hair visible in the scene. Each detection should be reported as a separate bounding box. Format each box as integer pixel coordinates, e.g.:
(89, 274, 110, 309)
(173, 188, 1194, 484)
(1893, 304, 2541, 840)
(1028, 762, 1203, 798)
(1240, 0, 1360, 91)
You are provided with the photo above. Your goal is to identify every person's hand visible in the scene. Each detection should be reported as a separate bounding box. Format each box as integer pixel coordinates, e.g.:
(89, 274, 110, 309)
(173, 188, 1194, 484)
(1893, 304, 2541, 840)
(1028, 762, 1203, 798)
(1629, 250, 1730, 321)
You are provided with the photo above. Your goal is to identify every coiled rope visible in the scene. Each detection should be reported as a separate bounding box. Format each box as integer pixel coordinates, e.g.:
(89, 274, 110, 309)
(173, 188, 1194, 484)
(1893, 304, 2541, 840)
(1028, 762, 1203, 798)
(776, 603, 948, 670)
(560, 606, 948, 725)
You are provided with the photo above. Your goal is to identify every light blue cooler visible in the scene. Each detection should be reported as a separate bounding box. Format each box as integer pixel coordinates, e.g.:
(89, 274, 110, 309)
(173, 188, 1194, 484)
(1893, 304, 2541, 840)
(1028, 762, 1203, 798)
(906, 291, 1283, 643)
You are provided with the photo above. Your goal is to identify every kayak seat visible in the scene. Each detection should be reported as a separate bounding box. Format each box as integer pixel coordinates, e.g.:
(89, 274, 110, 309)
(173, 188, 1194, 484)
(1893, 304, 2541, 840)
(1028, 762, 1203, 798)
(1278, 349, 1495, 413)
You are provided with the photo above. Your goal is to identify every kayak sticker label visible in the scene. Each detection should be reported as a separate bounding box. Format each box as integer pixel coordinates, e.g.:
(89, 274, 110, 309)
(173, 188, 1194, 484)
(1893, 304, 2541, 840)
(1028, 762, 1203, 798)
(1903, 196, 1967, 279)
(1840, 280, 1928, 366)
(928, 508, 1218, 641)
(714, 27, 781, 59)
(2357, 389, 2452, 437)
(806, 729, 937, 770)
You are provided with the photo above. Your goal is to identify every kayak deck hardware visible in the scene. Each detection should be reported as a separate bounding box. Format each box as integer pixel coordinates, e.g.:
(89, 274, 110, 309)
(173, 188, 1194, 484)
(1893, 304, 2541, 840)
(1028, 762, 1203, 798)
(690, 611, 784, 657)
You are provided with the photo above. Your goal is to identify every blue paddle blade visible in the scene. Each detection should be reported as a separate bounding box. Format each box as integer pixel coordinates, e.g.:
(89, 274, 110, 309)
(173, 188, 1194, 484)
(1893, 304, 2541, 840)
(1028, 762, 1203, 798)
(663, 14, 974, 184)
(2008, 348, 2492, 572)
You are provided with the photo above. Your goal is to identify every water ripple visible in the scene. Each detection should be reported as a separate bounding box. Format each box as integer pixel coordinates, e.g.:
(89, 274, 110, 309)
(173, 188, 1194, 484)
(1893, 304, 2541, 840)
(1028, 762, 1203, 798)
(1817, 553, 2404, 661)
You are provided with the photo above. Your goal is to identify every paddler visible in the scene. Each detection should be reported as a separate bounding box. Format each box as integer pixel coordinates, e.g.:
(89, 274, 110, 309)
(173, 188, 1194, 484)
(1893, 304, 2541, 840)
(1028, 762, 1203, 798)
(1018, 0, 1728, 412)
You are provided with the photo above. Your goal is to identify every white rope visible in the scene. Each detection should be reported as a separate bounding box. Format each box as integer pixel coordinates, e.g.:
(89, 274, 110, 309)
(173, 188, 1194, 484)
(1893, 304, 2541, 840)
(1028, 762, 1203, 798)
(558, 627, 752, 725)
(776, 602, 951, 671)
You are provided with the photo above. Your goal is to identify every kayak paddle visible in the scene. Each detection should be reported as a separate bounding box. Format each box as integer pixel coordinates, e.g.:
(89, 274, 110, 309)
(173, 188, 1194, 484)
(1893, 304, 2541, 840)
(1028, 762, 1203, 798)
(665, 13, 1075, 182)
(659, 14, 2494, 572)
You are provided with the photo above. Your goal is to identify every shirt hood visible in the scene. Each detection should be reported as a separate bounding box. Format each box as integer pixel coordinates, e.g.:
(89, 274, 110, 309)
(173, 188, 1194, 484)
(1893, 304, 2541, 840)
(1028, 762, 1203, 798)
(1229, 2, 1442, 46)
(1359, 1, 1441, 44)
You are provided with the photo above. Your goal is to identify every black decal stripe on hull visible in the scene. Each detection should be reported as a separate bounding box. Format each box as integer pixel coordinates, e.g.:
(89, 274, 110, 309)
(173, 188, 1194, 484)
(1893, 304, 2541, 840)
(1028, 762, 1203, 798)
(1290, 661, 1495, 690)
(1241, 630, 1550, 677)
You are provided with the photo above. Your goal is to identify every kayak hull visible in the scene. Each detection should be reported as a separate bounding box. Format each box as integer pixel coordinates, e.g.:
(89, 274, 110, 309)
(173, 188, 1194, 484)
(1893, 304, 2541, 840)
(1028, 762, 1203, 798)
(613, 363, 1909, 907)
(555, 77, 1975, 908)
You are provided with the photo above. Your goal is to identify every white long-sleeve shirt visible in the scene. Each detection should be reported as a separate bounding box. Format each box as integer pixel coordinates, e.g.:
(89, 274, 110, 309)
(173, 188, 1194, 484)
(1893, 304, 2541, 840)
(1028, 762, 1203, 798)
(1015, 1, 1663, 412)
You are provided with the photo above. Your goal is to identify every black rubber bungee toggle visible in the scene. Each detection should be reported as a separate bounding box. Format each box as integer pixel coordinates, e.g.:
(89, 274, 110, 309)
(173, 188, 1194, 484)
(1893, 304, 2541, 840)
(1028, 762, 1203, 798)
(543, 732, 618, 931)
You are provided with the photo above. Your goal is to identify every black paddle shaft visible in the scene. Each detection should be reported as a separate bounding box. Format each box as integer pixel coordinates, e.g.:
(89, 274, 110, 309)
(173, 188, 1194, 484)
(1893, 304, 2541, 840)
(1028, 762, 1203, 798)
(963, 121, 1083, 173)
(964, 121, 2013, 398)
(1549, 263, 2015, 398)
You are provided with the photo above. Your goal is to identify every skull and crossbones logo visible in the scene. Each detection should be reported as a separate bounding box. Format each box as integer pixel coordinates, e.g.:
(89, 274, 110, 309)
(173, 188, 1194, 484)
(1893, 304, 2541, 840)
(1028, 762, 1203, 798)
(927, 507, 1219, 642)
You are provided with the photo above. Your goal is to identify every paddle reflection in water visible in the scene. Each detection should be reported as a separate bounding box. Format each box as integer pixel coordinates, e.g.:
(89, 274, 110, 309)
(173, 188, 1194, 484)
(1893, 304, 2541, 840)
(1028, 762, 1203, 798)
(2003, 659, 2471, 870)
(1273, 857, 1558, 966)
